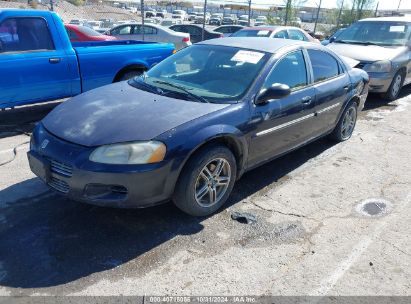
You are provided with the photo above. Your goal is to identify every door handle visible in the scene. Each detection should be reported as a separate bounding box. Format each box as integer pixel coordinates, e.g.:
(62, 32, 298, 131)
(301, 96, 312, 104)
(49, 58, 61, 64)
(343, 85, 349, 91)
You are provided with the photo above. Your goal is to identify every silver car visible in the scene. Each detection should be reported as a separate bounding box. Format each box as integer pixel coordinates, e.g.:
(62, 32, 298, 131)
(327, 17, 411, 100)
(106, 23, 191, 50)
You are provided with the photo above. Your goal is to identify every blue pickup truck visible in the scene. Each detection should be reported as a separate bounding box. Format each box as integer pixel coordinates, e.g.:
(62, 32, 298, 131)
(0, 9, 175, 109)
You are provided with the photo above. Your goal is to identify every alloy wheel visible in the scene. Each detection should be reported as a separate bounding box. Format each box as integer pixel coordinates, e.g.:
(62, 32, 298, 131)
(195, 158, 231, 207)
(341, 106, 356, 139)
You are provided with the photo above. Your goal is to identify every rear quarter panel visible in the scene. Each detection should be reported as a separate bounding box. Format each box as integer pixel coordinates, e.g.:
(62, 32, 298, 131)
(73, 41, 174, 91)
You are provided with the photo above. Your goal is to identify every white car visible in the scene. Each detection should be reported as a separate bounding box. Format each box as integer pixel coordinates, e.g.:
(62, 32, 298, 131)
(172, 10, 187, 21)
(107, 23, 191, 50)
(161, 19, 182, 27)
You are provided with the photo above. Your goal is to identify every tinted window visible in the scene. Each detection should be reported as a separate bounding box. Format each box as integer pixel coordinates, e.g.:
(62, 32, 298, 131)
(273, 30, 288, 39)
(111, 25, 132, 35)
(0, 17, 54, 53)
(135, 25, 158, 35)
(288, 29, 308, 41)
(263, 51, 307, 90)
(308, 49, 340, 82)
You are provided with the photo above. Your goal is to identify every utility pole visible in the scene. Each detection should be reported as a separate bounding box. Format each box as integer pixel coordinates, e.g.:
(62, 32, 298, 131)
(248, 0, 252, 26)
(202, 0, 207, 41)
(336, 0, 344, 28)
(50, 0, 53, 11)
(313, 0, 321, 34)
(141, 0, 145, 41)
(397, 0, 402, 11)
(374, 1, 379, 17)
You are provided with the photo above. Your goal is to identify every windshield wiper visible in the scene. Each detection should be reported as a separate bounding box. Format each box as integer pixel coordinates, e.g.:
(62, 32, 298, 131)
(128, 74, 162, 95)
(333, 40, 349, 44)
(152, 80, 209, 103)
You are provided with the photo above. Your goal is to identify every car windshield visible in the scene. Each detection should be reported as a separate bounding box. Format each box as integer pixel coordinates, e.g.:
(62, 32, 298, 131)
(231, 29, 272, 37)
(129, 45, 269, 103)
(336, 21, 411, 46)
(78, 26, 103, 36)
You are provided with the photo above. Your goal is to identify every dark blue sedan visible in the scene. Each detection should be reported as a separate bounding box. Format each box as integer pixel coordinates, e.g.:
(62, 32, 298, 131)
(28, 38, 369, 216)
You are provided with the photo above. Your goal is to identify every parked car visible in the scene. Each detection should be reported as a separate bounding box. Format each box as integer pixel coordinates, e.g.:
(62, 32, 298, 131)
(156, 12, 166, 19)
(222, 17, 236, 25)
(0, 10, 174, 109)
(188, 13, 197, 21)
(321, 28, 345, 46)
(214, 25, 245, 37)
(209, 14, 223, 26)
(327, 17, 411, 100)
(160, 19, 181, 27)
(172, 10, 187, 21)
(107, 23, 191, 50)
(69, 19, 88, 26)
(27, 38, 369, 216)
(86, 20, 103, 31)
(169, 24, 223, 43)
(194, 12, 210, 24)
(290, 17, 302, 28)
(255, 16, 267, 26)
(145, 11, 156, 18)
(65, 24, 117, 42)
(231, 26, 319, 43)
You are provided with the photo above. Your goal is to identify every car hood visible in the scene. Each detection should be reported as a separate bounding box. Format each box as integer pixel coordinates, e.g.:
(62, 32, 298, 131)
(327, 43, 407, 62)
(42, 81, 229, 147)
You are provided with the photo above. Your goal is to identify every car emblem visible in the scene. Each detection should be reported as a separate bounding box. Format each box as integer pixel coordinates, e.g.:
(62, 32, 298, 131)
(41, 139, 49, 149)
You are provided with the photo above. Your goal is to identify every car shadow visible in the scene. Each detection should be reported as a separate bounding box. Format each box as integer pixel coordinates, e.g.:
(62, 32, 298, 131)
(0, 101, 61, 138)
(0, 136, 335, 290)
(362, 84, 411, 112)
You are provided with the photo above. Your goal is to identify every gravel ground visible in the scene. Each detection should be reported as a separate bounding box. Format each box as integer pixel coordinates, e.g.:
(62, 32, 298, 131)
(0, 88, 410, 296)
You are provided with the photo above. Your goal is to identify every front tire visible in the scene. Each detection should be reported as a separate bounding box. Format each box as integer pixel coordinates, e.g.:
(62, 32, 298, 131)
(329, 101, 358, 142)
(173, 144, 237, 216)
(382, 70, 404, 101)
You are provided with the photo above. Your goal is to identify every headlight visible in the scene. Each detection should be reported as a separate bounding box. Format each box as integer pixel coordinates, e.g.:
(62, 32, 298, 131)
(363, 60, 392, 73)
(89, 141, 166, 165)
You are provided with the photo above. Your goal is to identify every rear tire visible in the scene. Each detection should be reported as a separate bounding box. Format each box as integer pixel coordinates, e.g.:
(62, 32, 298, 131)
(173, 144, 237, 217)
(119, 70, 144, 81)
(329, 101, 358, 142)
(382, 70, 404, 101)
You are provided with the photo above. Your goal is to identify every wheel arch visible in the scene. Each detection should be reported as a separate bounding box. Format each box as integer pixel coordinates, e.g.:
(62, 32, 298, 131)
(113, 64, 148, 82)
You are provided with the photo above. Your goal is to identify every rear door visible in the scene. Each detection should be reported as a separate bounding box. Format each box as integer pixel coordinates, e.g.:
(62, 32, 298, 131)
(307, 49, 350, 134)
(248, 50, 316, 167)
(0, 17, 73, 107)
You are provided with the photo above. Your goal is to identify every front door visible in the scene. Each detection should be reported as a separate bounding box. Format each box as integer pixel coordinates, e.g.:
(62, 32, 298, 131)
(248, 50, 316, 167)
(0, 17, 72, 108)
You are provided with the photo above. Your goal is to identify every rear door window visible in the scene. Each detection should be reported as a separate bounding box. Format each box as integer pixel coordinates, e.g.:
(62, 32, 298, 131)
(288, 29, 308, 41)
(308, 49, 341, 82)
(0, 17, 55, 53)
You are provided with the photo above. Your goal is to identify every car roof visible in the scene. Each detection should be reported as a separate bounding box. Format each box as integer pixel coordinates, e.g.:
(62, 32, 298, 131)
(198, 37, 315, 53)
(359, 16, 411, 22)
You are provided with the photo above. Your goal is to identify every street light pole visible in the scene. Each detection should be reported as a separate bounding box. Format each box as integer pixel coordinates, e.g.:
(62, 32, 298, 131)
(313, 0, 322, 34)
(141, 0, 145, 41)
(336, 0, 344, 28)
(248, 0, 252, 26)
(397, 0, 402, 11)
(202, 0, 207, 41)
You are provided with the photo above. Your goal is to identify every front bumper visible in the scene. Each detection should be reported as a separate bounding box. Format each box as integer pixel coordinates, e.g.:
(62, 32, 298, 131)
(366, 72, 394, 93)
(28, 126, 175, 208)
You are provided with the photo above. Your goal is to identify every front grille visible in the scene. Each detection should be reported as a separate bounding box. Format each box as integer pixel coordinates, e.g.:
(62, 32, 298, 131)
(50, 159, 73, 177)
(48, 177, 70, 194)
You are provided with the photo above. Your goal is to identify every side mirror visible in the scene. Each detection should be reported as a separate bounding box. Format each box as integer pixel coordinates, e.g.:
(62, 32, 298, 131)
(255, 83, 291, 105)
(329, 36, 336, 43)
